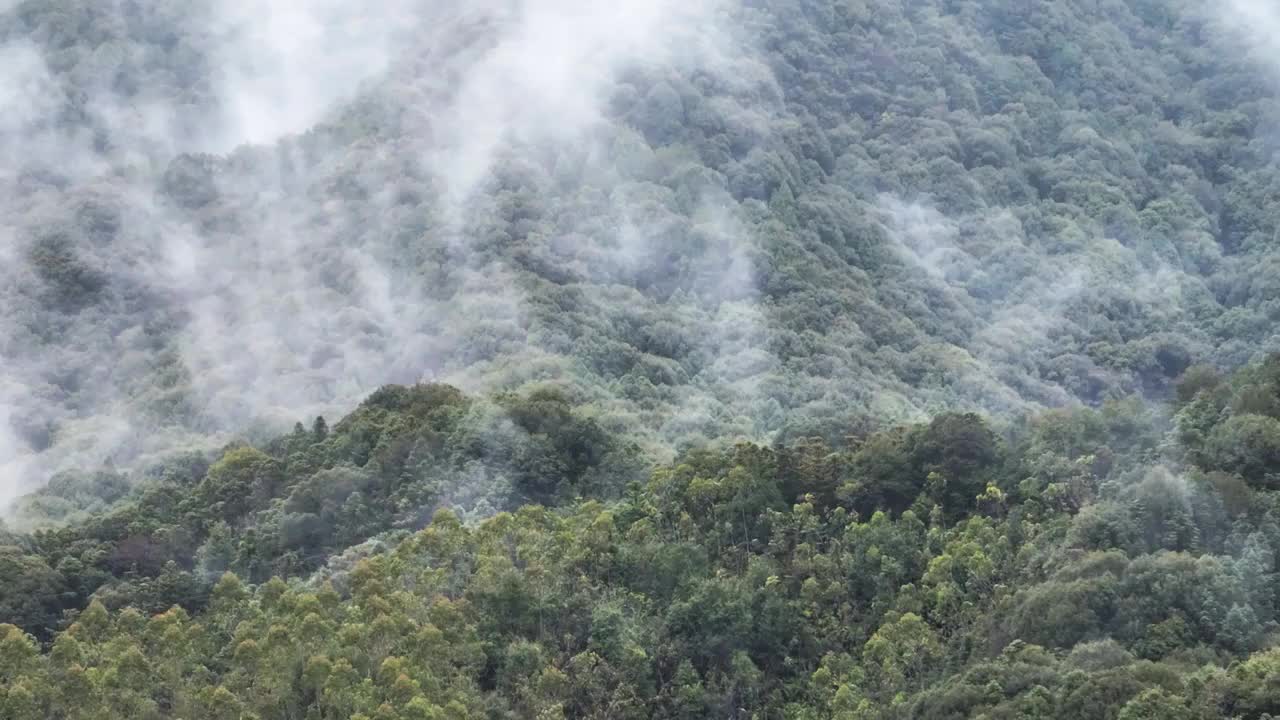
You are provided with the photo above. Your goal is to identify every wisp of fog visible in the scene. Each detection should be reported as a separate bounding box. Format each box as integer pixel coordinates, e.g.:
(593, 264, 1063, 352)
(0, 0, 745, 507)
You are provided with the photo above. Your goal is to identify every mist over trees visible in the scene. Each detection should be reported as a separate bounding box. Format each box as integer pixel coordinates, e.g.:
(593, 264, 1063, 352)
(8, 0, 1280, 496)
(4, 0, 1280, 717)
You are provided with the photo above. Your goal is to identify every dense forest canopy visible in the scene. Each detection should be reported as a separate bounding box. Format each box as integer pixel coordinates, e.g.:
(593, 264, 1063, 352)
(4, 0, 1280, 717)
(8, 0, 1280, 494)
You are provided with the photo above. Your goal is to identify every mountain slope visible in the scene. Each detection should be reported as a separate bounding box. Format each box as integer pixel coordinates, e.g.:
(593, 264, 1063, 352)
(5, 1, 1280, 716)
(5, 0, 1280, 499)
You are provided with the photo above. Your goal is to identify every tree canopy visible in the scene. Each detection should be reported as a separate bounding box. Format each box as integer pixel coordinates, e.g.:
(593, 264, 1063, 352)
(5, 0, 1280, 717)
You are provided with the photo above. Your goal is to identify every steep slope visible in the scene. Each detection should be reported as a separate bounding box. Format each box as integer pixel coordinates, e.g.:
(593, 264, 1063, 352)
(3, 355, 1280, 718)
(6, 0, 1280, 501)
(6, 2, 1280, 716)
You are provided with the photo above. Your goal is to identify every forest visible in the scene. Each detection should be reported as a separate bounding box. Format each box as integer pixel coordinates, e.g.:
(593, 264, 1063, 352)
(4, 0, 1280, 717)
(5, 358, 1280, 718)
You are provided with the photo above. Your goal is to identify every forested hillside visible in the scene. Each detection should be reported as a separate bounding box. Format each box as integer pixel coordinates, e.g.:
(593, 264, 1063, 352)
(4, 0, 1280, 717)
(5, 358, 1280, 718)
(8, 0, 1280, 486)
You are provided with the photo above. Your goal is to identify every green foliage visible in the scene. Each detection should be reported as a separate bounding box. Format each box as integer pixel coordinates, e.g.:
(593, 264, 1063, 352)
(9, 0, 1280, 717)
(18, 0, 1280, 473)
(1205, 415, 1280, 489)
(0, 549, 68, 638)
(3, 354, 1280, 718)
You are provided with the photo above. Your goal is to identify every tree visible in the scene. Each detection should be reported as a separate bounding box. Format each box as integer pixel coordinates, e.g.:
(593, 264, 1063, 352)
(1206, 414, 1280, 489)
(1118, 688, 1195, 720)
(0, 548, 68, 638)
(862, 612, 940, 695)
